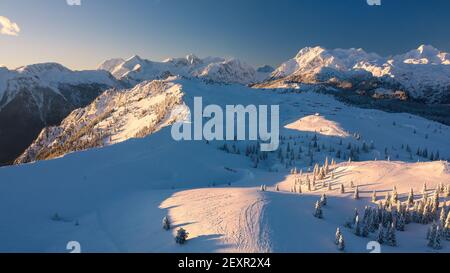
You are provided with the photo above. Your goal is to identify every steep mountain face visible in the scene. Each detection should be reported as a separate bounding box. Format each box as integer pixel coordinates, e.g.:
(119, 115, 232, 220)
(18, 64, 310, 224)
(0, 63, 119, 165)
(98, 54, 263, 85)
(15, 78, 186, 164)
(259, 45, 450, 104)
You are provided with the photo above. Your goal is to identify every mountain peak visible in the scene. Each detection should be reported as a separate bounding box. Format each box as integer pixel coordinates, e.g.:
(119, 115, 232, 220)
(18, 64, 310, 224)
(16, 62, 71, 74)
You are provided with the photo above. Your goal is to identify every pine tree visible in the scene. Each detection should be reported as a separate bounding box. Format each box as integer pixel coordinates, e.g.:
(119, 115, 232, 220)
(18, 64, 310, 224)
(328, 182, 332, 191)
(407, 188, 414, 206)
(175, 228, 189, 244)
(432, 226, 442, 249)
(337, 234, 345, 251)
(386, 222, 397, 247)
(354, 185, 359, 200)
(335, 228, 342, 245)
(397, 214, 405, 231)
(162, 216, 171, 230)
(377, 224, 384, 244)
(340, 184, 345, 194)
(391, 186, 398, 204)
(320, 193, 327, 206)
(276, 185, 280, 191)
(314, 201, 323, 219)
(362, 221, 369, 237)
(427, 221, 437, 242)
(439, 207, 446, 224)
(444, 212, 450, 241)
(372, 191, 377, 202)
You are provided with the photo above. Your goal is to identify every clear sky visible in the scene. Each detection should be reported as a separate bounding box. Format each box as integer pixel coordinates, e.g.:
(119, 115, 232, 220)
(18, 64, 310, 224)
(1, 0, 450, 70)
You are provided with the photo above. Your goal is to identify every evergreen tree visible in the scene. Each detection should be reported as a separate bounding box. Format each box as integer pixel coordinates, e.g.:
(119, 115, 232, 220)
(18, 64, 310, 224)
(386, 222, 397, 247)
(355, 216, 361, 236)
(320, 193, 327, 206)
(337, 234, 345, 251)
(314, 201, 323, 219)
(372, 191, 377, 202)
(391, 186, 398, 204)
(439, 207, 446, 224)
(362, 221, 369, 237)
(340, 184, 345, 194)
(335, 227, 342, 245)
(397, 214, 405, 231)
(354, 185, 360, 200)
(162, 216, 171, 230)
(432, 226, 442, 249)
(175, 228, 189, 244)
(276, 185, 280, 191)
(377, 224, 384, 244)
(407, 188, 414, 206)
(444, 213, 450, 241)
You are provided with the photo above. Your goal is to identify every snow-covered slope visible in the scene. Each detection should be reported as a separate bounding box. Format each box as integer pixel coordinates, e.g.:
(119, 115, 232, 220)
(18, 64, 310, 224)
(0, 63, 120, 165)
(15, 78, 186, 164)
(98, 54, 260, 85)
(1, 78, 449, 253)
(261, 45, 450, 104)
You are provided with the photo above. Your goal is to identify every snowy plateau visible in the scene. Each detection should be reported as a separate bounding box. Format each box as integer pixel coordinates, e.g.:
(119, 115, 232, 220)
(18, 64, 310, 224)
(0, 46, 449, 253)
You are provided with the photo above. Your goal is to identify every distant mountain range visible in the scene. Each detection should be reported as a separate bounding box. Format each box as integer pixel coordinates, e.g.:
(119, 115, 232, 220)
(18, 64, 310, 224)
(98, 54, 272, 85)
(0, 63, 120, 165)
(257, 45, 450, 104)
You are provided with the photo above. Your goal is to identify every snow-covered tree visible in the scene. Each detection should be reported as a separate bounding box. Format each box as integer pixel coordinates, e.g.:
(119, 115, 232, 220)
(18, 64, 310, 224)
(340, 184, 345, 194)
(397, 214, 405, 231)
(386, 222, 397, 247)
(407, 188, 415, 206)
(163, 216, 171, 230)
(391, 186, 398, 204)
(175, 228, 189, 244)
(354, 185, 360, 200)
(276, 185, 280, 191)
(354, 215, 361, 236)
(377, 224, 384, 244)
(335, 228, 342, 245)
(320, 193, 327, 206)
(372, 191, 377, 203)
(337, 234, 345, 251)
(314, 201, 323, 219)
(444, 212, 450, 241)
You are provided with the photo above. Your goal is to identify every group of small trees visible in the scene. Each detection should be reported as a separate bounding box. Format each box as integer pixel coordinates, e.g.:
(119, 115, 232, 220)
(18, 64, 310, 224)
(162, 216, 189, 245)
(344, 205, 399, 247)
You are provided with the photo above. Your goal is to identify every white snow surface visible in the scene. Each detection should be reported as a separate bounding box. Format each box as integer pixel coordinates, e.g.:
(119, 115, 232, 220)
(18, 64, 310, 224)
(1, 78, 450, 253)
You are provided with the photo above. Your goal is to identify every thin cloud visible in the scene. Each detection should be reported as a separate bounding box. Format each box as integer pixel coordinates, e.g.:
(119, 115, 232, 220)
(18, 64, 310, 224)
(0, 16, 20, 36)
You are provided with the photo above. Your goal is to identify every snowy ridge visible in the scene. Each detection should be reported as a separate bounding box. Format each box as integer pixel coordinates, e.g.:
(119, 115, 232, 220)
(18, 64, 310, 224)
(263, 45, 450, 104)
(15, 78, 186, 164)
(98, 54, 265, 85)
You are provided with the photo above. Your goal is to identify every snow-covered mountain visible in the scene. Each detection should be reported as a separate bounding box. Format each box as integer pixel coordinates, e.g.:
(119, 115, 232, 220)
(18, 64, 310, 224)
(0, 63, 120, 165)
(15, 78, 186, 164)
(97, 54, 263, 85)
(259, 45, 450, 104)
(1, 77, 449, 252)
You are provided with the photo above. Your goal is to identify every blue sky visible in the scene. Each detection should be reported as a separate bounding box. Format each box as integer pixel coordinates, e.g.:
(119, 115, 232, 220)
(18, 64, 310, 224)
(1, 0, 450, 70)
